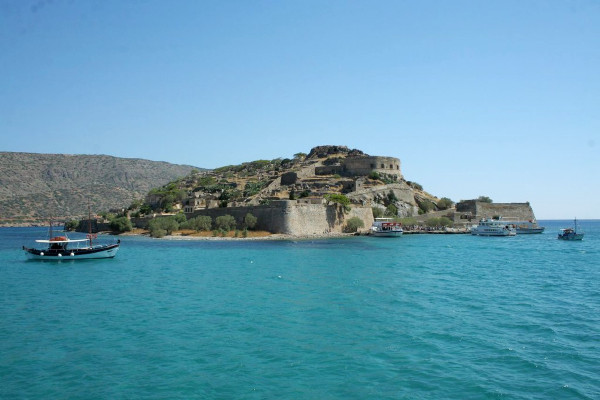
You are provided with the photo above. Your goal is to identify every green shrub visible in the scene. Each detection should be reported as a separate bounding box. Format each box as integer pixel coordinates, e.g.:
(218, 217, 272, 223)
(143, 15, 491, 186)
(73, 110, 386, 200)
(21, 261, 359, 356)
(148, 216, 179, 237)
(399, 217, 418, 226)
(425, 217, 453, 228)
(242, 229, 248, 238)
(345, 217, 365, 233)
(387, 190, 398, 203)
(369, 171, 380, 180)
(181, 215, 212, 231)
(407, 181, 423, 191)
(325, 193, 351, 212)
(215, 215, 236, 231)
(437, 197, 454, 210)
(417, 199, 434, 214)
(477, 196, 493, 203)
(244, 213, 257, 230)
(151, 228, 167, 238)
(385, 204, 398, 217)
(299, 190, 311, 198)
(109, 216, 133, 233)
(64, 219, 79, 231)
(372, 207, 384, 219)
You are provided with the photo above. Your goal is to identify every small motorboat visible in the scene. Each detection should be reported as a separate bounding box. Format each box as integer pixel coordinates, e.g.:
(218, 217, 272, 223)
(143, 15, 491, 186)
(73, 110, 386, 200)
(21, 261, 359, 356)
(558, 219, 584, 241)
(370, 218, 403, 237)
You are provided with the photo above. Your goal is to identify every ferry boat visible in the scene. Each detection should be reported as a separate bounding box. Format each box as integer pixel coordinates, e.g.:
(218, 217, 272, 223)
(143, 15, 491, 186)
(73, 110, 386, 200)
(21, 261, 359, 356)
(370, 218, 403, 237)
(513, 220, 545, 234)
(471, 218, 516, 237)
(558, 218, 584, 241)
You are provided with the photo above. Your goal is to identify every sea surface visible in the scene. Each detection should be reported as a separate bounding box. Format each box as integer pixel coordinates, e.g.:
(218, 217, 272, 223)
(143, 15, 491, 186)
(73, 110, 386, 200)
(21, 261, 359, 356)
(1, 220, 599, 399)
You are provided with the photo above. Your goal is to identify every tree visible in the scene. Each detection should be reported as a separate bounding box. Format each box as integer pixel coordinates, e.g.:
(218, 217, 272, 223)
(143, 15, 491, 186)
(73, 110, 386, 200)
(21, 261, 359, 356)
(477, 196, 493, 203)
(425, 217, 453, 228)
(437, 197, 454, 210)
(174, 212, 187, 224)
(293, 152, 307, 160)
(215, 215, 236, 231)
(372, 207, 384, 219)
(244, 213, 257, 230)
(345, 217, 365, 233)
(181, 215, 212, 232)
(324, 193, 351, 212)
(148, 216, 179, 237)
(109, 216, 132, 233)
(387, 190, 398, 203)
(385, 204, 398, 217)
(64, 219, 79, 231)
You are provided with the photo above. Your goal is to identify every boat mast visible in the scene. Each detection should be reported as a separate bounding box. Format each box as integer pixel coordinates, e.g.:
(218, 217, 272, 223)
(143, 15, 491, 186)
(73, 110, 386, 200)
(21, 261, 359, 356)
(88, 201, 93, 247)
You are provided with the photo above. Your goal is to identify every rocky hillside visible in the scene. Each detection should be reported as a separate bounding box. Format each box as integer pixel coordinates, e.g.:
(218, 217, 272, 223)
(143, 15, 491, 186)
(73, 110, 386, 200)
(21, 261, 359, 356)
(138, 145, 444, 219)
(0, 152, 200, 224)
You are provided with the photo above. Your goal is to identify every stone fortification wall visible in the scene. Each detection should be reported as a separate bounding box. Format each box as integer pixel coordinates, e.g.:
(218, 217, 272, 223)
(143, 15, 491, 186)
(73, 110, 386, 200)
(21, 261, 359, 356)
(147, 200, 373, 235)
(343, 156, 402, 178)
(456, 201, 536, 221)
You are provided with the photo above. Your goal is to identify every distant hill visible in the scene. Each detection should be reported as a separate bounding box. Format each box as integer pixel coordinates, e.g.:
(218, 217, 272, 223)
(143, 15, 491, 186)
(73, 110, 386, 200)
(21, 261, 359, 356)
(0, 152, 201, 224)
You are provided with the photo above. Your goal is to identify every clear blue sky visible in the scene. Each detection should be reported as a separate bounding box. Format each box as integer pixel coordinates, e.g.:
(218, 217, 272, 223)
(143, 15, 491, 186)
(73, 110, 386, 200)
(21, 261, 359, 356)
(1, 1, 599, 219)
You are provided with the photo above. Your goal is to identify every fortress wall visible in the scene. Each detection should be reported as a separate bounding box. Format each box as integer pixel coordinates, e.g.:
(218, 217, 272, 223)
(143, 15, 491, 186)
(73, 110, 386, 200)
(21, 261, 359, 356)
(343, 156, 402, 178)
(456, 201, 536, 221)
(131, 201, 374, 236)
(284, 203, 373, 235)
(184, 201, 374, 235)
(476, 202, 535, 221)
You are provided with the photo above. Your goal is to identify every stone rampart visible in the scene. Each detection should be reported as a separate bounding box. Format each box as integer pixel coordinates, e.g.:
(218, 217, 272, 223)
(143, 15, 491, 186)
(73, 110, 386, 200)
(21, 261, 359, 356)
(343, 156, 402, 178)
(180, 200, 374, 235)
(456, 201, 536, 221)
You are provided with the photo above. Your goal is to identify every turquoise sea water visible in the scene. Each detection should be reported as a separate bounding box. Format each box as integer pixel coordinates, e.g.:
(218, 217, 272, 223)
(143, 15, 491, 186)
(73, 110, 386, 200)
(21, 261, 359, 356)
(1, 221, 599, 399)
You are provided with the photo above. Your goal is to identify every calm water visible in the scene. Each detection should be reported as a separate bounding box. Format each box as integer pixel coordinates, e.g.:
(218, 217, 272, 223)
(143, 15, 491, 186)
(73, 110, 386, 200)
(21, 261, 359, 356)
(1, 221, 599, 399)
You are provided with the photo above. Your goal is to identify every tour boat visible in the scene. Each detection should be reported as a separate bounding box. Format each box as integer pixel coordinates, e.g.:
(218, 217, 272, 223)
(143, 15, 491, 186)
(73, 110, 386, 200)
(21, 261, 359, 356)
(471, 218, 516, 237)
(513, 220, 545, 234)
(370, 218, 403, 237)
(23, 235, 120, 260)
(558, 219, 584, 241)
(23, 217, 120, 260)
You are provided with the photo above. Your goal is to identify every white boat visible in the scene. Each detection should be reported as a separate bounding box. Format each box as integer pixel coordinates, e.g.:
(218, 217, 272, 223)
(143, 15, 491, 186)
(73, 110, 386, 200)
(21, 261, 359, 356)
(558, 218, 584, 241)
(513, 220, 545, 234)
(471, 218, 516, 236)
(371, 218, 403, 237)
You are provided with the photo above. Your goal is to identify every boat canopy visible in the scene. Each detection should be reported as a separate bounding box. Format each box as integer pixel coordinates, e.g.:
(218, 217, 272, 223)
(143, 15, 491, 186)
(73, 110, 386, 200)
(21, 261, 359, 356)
(35, 239, 89, 243)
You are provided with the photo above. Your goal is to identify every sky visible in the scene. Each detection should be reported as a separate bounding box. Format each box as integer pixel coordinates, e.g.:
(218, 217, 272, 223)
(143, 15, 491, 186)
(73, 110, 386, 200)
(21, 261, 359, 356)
(1, 0, 599, 219)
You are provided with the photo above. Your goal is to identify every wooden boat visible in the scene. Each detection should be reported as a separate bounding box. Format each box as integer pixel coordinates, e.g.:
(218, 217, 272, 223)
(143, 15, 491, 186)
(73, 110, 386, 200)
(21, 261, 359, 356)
(23, 236, 120, 259)
(558, 219, 584, 241)
(23, 212, 120, 260)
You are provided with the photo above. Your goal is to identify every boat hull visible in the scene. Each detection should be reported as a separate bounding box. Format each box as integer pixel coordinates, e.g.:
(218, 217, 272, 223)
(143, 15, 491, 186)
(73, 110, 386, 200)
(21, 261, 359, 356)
(516, 227, 545, 234)
(371, 230, 403, 237)
(558, 233, 584, 241)
(24, 244, 120, 260)
(471, 231, 516, 236)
